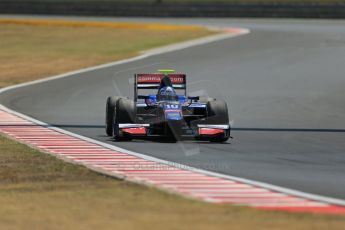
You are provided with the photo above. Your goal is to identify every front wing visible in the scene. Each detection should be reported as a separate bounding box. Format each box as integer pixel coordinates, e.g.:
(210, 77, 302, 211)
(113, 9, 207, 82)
(116, 123, 230, 140)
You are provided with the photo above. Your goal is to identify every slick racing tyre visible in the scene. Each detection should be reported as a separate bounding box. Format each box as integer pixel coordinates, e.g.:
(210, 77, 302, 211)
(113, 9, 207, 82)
(114, 98, 135, 141)
(206, 100, 229, 124)
(116, 98, 135, 123)
(206, 100, 230, 143)
(105, 96, 123, 136)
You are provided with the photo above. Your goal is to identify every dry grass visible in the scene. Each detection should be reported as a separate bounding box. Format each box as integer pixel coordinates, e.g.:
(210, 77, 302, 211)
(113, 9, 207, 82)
(0, 20, 213, 88)
(1, 135, 345, 230)
(0, 18, 203, 31)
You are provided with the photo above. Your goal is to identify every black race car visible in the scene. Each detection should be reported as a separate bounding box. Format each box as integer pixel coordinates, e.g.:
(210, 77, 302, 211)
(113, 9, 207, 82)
(106, 70, 230, 142)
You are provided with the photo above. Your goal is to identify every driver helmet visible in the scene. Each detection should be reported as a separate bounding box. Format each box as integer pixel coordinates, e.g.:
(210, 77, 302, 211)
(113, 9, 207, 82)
(158, 86, 177, 101)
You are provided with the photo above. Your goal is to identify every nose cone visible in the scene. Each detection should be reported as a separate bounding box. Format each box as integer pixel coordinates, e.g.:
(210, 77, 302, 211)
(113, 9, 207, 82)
(165, 111, 183, 121)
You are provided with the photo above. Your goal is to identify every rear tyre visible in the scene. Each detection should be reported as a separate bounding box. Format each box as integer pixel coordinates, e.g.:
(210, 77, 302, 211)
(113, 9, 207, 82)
(206, 100, 230, 143)
(114, 98, 135, 141)
(105, 96, 122, 136)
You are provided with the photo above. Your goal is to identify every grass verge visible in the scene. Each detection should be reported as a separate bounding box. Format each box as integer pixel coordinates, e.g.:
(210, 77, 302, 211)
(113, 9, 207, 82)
(1, 135, 345, 230)
(0, 18, 214, 88)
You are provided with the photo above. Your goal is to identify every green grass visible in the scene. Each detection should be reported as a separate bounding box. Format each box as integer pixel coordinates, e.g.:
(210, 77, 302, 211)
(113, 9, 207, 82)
(1, 135, 345, 230)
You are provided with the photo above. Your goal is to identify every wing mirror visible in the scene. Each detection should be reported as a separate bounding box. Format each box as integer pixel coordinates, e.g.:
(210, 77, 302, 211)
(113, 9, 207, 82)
(188, 96, 199, 102)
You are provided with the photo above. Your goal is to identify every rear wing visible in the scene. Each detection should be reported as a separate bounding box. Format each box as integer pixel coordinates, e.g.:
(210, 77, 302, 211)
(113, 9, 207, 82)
(135, 74, 186, 89)
(134, 73, 187, 101)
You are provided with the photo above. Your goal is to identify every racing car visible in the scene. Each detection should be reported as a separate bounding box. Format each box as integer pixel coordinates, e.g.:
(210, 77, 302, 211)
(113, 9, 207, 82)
(105, 70, 231, 142)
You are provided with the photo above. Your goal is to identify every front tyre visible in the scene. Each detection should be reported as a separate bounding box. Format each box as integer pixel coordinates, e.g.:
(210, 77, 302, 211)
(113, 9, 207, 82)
(114, 98, 135, 141)
(206, 100, 229, 124)
(206, 100, 230, 143)
(105, 96, 122, 136)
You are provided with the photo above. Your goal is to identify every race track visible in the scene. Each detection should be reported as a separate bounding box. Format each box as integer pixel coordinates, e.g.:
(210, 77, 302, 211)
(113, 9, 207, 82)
(1, 18, 345, 199)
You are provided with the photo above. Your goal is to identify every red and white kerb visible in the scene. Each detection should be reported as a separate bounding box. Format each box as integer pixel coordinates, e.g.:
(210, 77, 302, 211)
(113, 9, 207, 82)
(1, 109, 345, 215)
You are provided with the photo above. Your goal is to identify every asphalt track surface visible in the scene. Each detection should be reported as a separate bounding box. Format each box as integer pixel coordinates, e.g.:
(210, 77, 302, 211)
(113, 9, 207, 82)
(1, 17, 345, 200)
